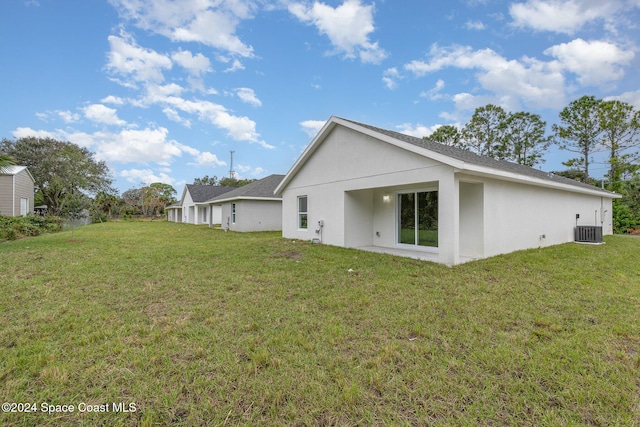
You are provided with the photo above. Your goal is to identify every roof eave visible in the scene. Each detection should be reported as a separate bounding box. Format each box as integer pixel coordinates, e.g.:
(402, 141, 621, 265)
(459, 164, 621, 198)
(275, 117, 340, 195)
(208, 196, 282, 204)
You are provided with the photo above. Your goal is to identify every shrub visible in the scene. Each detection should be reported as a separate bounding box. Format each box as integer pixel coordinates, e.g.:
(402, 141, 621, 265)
(0, 215, 63, 241)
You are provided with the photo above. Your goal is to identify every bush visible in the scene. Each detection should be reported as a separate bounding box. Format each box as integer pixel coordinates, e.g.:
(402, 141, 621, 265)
(0, 215, 63, 241)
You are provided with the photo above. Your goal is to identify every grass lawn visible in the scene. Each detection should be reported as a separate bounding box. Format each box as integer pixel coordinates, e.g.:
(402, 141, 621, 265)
(1, 221, 639, 426)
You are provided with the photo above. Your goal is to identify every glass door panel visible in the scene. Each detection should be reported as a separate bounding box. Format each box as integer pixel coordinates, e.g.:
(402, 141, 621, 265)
(397, 190, 438, 248)
(398, 192, 415, 245)
(417, 191, 438, 247)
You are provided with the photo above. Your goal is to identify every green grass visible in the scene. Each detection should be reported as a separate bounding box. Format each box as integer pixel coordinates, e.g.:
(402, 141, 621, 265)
(1, 222, 639, 426)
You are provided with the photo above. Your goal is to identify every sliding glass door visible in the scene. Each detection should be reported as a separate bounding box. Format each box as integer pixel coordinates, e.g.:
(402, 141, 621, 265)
(398, 190, 438, 248)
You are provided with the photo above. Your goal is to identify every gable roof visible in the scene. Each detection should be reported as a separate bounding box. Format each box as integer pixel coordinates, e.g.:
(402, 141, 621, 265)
(275, 116, 619, 198)
(182, 185, 237, 204)
(207, 174, 285, 204)
(0, 165, 35, 182)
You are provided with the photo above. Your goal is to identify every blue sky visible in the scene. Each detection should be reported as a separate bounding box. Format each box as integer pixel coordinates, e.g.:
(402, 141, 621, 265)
(2, 0, 639, 193)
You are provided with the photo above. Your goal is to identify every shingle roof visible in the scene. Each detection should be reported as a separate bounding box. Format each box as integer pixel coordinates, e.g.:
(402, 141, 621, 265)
(185, 185, 237, 203)
(208, 174, 285, 203)
(340, 117, 614, 194)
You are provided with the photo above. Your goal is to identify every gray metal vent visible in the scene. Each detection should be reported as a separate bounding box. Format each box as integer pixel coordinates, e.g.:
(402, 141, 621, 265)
(574, 226, 603, 243)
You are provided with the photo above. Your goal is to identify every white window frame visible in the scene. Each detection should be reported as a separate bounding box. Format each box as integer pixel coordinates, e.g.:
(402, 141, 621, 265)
(231, 203, 236, 224)
(395, 188, 439, 253)
(297, 196, 308, 230)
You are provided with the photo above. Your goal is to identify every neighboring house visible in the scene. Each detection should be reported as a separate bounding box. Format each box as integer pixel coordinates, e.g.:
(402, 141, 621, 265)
(167, 185, 236, 225)
(208, 174, 284, 232)
(275, 116, 620, 266)
(0, 166, 35, 217)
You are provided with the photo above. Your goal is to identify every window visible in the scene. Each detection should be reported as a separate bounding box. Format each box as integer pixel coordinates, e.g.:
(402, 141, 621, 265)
(202, 207, 207, 222)
(298, 196, 308, 229)
(231, 203, 236, 224)
(20, 198, 29, 216)
(398, 190, 438, 247)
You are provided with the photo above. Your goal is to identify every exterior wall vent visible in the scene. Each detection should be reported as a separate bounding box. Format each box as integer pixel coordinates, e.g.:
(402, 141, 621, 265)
(574, 226, 603, 243)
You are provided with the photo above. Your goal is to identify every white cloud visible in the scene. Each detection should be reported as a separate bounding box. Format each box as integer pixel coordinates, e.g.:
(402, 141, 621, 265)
(108, 0, 255, 57)
(162, 107, 192, 127)
(190, 151, 226, 168)
(404, 44, 566, 109)
(158, 96, 272, 148)
(94, 127, 183, 164)
(12, 127, 58, 139)
(420, 79, 446, 100)
(235, 164, 266, 178)
(395, 123, 440, 139)
(289, 0, 387, 64)
(509, 0, 623, 34)
(300, 119, 326, 137)
(171, 49, 212, 75)
(607, 90, 640, 110)
(101, 95, 126, 105)
(83, 104, 127, 126)
(120, 168, 176, 186)
(35, 110, 80, 124)
(382, 67, 402, 90)
(221, 57, 245, 72)
(107, 32, 172, 85)
(465, 20, 486, 30)
(544, 38, 634, 86)
(57, 110, 81, 123)
(235, 87, 262, 107)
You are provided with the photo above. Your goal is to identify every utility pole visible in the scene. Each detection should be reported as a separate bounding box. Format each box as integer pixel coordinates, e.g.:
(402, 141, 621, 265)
(229, 150, 235, 179)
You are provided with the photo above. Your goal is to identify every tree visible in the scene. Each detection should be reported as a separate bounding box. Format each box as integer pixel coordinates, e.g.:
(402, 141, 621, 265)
(121, 188, 143, 216)
(121, 183, 177, 217)
(61, 191, 90, 240)
(93, 191, 120, 218)
(462, 104, 509, 159)
(0, 137, 113, 215)
(502, 111, 552, 167)
(553, 96, 603, 183)
(597, 99, 640, 190)
(193, 175, 219, 185)
(612, 173, 640, 233)
(219, 177, 255, 187)
(424, 125, 465, 148)
(144, 183, 177, 216)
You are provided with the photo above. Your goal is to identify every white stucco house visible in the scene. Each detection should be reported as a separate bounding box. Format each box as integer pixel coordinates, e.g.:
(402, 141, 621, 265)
(167, 185, 236, 225)
(207, 174, 284, 232)
(0, 166, 35, 217)
(275, 116, 620, 266)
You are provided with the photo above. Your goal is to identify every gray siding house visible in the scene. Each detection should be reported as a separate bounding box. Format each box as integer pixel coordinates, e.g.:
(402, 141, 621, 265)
(167, 184, 236, 225)
(0, 166, 35, 217)
(208, 174, 284, 232)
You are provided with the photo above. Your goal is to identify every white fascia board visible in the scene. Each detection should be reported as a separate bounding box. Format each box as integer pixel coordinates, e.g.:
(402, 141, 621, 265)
(178, 186, 188, 205)
(459, 165, 621, 198)
(274, 117, 338, 195)
(208, 196, 281, 205)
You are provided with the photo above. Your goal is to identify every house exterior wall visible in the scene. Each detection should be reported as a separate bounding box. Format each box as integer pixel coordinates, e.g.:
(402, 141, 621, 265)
(281, 125, 459, 262)
(220, 199, 282, 232)
(281, 122, 618, 265)
(0, 174, 13, 216)
(182, 191, 194, 223)
(479, 176, 614, 259)
(0, 170, 34, 217)
(167, 207, 182, 222)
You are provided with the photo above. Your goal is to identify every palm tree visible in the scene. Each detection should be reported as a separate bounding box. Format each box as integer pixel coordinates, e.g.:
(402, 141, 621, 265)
(0, 154, 16, 174)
